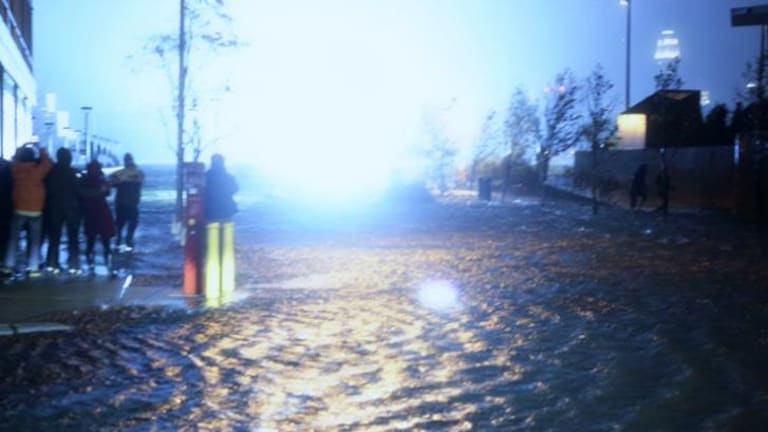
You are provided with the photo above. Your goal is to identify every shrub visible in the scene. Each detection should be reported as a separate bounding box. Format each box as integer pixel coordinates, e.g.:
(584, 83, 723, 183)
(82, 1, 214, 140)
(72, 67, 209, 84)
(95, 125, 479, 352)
(505, 159, 539, 189)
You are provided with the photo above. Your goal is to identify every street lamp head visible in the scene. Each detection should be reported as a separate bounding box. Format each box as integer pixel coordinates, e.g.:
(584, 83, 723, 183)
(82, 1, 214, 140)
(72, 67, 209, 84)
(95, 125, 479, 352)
(620, 0, 629, 6)
(80, 106, 92, 111)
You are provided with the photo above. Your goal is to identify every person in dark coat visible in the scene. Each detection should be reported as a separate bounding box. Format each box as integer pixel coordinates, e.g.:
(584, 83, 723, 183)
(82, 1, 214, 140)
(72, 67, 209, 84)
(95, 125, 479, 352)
(44, 147, 82, 273)
(109, 152, 144, 251)
(629, 164, 648, 210)
(655, 166, 674, 214)
(79, 160, 116, 274)
(204, 154, 238, 222)
(0, 157, 12, 264)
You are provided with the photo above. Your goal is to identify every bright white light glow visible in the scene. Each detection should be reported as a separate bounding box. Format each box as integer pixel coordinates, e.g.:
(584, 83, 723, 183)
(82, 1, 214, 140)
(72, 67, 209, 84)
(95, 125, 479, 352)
(417, 279, 460, 311)
(181, 2, 493, 202)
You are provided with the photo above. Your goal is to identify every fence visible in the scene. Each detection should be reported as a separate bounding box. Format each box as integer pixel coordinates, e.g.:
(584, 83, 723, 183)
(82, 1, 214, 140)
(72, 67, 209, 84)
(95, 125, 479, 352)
(573, 146, 736, 209)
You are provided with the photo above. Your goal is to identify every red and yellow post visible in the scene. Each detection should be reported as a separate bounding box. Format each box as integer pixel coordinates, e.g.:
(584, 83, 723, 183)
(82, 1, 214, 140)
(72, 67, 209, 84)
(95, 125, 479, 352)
(182, 162, 206, 297)
(204, 221, 235, 305)
(185, 160, 237, 305)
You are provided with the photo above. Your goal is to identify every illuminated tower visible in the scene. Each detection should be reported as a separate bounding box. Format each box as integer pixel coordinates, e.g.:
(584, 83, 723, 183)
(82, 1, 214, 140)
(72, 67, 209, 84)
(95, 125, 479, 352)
(654, 29, 681, 62)
(653, 29, 689, 94)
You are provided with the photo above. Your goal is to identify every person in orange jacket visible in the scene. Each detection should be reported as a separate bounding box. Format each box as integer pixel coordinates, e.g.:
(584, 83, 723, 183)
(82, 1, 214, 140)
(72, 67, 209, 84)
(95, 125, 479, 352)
(1, 142, 53, 278)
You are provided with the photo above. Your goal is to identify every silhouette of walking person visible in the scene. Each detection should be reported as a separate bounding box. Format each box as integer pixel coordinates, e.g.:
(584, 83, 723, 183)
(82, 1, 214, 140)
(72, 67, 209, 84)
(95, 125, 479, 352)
(629, 164, 648, 210)
(655, 167, 673, 215)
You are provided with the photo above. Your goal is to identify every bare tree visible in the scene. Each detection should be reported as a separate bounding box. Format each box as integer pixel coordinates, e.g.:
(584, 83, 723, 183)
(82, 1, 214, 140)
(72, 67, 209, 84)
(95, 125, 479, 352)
(738, 56, 768, 130)
(469, 110, 503, 183)
(654, 57, 684, 90)
(583, 64, 618, 214)
(653, 58, 686, 219)
(739, 59, 767, 105)
(540, 69, 582, 182)
(422, 105, 458, 194)
(142, 0, 240, 229)
(504, 88, 541, 163)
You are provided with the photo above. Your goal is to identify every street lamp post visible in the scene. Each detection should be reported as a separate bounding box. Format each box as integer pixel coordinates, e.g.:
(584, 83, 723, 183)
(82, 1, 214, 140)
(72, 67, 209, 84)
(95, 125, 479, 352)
(44, 121, 54, 154)
(621, 0, 631, 110)
(62, 126, 72, 152)
(81, 106, 93, 161)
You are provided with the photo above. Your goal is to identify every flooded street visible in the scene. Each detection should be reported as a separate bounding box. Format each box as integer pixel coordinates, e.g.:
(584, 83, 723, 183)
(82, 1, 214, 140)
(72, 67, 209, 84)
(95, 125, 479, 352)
(1, 182, 768, 430)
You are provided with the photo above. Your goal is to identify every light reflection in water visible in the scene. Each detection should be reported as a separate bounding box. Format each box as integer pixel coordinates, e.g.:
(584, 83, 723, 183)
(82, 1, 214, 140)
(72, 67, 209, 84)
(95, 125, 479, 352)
(417, 279, 461, 312)
(184, 279, 519, 430)
(5, 167, 767, 431)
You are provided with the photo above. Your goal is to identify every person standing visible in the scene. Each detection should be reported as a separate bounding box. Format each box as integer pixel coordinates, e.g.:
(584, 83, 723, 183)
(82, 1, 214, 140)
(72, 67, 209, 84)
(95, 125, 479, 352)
(629, 164, 648, 210)
(500, 154, 513, 202)
(203, 154, 239, 297)
(44, 147, 82, 273)
(80, 160, 116, 275)
(2, 143, 53, 278)
(109, 153, 144, 252)
(204, 154, 238, 222)
(655, 166, 674, 215)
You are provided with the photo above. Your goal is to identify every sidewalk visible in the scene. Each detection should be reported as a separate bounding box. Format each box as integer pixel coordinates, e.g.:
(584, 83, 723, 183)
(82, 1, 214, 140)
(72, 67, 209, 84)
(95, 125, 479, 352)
(0, 267, 187, 324)
(0, 231, 253, 331)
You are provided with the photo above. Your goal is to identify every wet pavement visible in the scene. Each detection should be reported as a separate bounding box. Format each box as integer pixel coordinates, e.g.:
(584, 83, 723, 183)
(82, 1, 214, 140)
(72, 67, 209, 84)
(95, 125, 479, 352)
(0, 272, 185, 324)
(1, 181, 767, 430)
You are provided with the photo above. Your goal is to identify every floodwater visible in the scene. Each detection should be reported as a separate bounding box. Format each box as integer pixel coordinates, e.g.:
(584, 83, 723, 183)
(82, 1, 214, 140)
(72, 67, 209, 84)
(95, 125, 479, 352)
(1, 171, 767, 430)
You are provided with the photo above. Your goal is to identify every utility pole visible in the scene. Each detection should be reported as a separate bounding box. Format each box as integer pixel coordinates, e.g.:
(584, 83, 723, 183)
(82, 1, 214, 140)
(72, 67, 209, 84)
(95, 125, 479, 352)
(176, 0, 187, 231)
(622, 0, 631, 110)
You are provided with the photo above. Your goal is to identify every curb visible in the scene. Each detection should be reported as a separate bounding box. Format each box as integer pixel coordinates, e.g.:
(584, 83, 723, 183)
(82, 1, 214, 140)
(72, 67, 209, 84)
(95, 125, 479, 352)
(0, 322, 74, 336)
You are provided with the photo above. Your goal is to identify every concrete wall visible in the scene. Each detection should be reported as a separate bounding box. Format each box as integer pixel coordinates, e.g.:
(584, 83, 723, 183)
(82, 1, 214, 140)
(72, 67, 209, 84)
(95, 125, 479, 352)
(573, 146, 735, 209)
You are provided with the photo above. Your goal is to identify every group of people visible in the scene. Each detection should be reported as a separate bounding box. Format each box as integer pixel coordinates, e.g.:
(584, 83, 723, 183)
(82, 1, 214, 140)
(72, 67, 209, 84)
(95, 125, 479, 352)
(0, 142, 143, 278)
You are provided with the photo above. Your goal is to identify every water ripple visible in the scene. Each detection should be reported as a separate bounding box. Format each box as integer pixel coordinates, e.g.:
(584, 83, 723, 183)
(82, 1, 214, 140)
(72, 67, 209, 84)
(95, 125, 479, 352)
(1, 197, 768, 430)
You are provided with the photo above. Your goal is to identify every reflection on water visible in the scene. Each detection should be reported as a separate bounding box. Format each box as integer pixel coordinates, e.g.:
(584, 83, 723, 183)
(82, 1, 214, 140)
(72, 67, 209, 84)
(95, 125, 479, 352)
(1, 191, 768, 430)
(417, 279, 461, 312)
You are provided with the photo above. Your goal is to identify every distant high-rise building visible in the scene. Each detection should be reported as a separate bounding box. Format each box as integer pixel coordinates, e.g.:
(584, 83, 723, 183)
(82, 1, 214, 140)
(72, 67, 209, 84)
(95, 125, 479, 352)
(654, 29, 681, 62)
(0, 0, 35, 159)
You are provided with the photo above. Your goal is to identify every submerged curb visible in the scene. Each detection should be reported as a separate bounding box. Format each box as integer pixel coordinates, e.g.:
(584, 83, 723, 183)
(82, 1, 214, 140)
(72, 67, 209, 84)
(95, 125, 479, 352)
(0, 322, 74, 336)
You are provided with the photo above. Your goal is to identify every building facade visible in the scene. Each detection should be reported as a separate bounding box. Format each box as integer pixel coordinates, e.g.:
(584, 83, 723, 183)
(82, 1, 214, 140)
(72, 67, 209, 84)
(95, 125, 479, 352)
(0, 0, 34, 159)
(33, 96, 122, 167)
